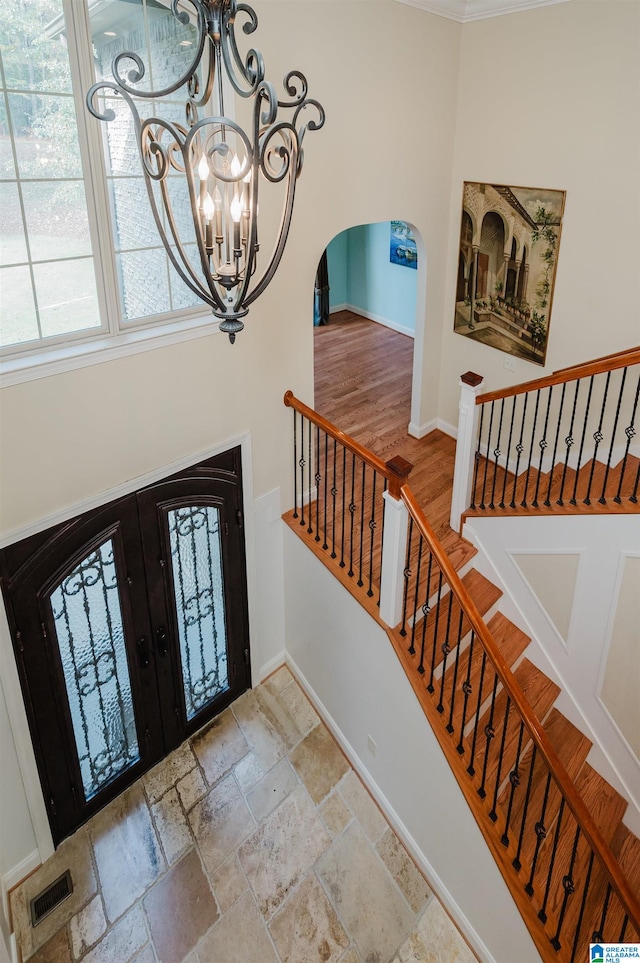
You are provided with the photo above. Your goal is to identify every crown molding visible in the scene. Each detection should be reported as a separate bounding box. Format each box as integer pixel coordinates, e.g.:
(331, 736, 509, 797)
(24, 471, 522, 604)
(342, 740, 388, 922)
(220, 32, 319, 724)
(394, 0, 571, 24)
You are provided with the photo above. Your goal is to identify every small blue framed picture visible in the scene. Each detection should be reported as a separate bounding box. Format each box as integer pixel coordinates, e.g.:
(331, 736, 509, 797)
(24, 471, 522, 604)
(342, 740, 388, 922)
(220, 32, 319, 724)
(390, 220, 417, 269)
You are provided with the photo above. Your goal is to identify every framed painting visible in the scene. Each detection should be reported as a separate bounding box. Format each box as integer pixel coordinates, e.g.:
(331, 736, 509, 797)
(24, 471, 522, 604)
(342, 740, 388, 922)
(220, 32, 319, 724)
(390, 220, 417, 269)
(453, 182, 566, 365)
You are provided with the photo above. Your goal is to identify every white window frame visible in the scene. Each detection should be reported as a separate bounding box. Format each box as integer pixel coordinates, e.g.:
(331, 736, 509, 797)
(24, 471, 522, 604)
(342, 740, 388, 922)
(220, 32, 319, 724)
(0, 0, 220, 389)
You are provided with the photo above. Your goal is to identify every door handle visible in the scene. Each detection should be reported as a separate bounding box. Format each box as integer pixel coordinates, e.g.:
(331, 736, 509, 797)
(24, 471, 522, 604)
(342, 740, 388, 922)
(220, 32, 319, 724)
(156, 626, 168, 657)
(138, 636, 151, 668)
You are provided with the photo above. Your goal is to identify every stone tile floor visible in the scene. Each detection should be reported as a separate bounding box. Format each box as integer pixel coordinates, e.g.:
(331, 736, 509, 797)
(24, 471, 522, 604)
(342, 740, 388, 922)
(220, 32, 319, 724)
(10, 666, 478, 963)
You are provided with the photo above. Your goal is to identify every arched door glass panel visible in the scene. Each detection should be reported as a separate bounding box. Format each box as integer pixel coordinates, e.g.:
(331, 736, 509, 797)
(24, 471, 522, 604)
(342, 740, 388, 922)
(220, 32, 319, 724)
(48, 538, 140, 800)
(167, 506, 229, 720)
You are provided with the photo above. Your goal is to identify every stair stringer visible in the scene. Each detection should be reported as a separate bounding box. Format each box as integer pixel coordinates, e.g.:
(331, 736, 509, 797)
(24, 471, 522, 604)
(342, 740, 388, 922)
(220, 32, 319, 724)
(462, 512, 640, 837)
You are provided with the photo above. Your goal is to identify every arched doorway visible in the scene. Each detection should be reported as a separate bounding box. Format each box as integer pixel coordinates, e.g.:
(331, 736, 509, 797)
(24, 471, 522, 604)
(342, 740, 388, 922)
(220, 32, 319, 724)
(312, 219, 423, 440)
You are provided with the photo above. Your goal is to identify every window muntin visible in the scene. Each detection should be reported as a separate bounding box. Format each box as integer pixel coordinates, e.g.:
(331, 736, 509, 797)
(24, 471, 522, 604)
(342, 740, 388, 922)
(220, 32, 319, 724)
(0, 0, 212, 368)
(89, 0, 204, 324)
(0, 0, 103, 351)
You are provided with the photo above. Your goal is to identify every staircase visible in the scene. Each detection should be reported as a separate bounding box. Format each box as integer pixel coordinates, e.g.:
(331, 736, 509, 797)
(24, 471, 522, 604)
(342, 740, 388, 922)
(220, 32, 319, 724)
(385, 551, 640, 960)
(282, 379, 640, 962)
(452, 346, 640, 528)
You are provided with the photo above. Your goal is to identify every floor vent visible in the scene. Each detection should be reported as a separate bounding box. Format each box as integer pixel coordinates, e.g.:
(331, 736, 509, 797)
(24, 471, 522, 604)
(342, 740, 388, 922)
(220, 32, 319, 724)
(29, 870, 73, 927)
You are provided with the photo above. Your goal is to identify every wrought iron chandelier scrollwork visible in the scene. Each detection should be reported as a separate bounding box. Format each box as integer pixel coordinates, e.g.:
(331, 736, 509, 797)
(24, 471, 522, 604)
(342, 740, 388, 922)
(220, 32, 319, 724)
(87, 0, 325, 342)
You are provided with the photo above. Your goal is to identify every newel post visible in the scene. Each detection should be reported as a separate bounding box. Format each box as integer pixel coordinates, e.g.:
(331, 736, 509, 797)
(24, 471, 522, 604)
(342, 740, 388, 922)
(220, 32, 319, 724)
(379, 456, 413, 629)
(450, 371, 484, 533)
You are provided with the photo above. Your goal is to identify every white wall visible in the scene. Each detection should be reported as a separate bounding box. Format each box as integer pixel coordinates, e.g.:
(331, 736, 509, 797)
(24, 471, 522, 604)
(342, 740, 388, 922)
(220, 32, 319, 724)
(437, 0, 640, 429)
(283, 525, 540, 963)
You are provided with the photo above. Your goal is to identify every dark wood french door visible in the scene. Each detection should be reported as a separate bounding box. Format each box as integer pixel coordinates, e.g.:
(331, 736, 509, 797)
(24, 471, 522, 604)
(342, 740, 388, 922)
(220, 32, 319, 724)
(0, 448, 250, 846)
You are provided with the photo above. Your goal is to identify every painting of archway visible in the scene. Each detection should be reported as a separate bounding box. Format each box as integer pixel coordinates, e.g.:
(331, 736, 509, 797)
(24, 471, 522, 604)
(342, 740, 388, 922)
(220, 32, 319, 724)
(453, 182, 566, 366)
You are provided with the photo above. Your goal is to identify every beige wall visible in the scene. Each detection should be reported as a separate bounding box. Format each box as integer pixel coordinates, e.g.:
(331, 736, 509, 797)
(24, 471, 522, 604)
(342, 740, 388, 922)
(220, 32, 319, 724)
(437, 0, 640, 429)
(0, 1, 461, 537)
(0, 0, 461, 894)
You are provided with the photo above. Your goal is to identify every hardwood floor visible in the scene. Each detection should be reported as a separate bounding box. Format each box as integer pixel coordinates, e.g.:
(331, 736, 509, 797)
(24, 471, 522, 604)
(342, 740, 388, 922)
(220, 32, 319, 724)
(313, 311, 471, 563)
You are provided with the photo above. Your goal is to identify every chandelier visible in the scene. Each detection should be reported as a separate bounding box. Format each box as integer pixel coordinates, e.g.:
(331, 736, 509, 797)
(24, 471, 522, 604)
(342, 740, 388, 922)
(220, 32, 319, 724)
(87, 0, 325, 342)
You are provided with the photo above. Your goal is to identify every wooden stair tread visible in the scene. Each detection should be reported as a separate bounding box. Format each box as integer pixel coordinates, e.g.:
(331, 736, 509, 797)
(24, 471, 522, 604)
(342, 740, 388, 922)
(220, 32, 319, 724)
(403, 568, 501, 673)
(467, 659, 561, 795)
(501, 709, 592, 867)
(443, 611, 530, 735)
(530, 764, 628, 934)
(470, 453, 640, 519)
(573, 824, 640, 948)
(613, 824, 640, 891)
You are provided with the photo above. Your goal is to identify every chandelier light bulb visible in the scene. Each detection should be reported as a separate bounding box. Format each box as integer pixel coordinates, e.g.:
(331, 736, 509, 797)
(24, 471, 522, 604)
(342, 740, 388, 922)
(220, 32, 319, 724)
(198, 154, 209, 181)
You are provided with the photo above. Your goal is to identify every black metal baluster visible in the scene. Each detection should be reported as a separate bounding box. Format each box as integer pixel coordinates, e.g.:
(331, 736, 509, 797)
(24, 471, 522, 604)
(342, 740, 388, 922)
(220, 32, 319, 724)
(533, 386, 553, 507)
(330, 438, 337, 557)
(299, 416, 306, 527)
(347, 453, 356, 577)
(538, 795, 566, 924)
(513, 743, 538, 872)
(521, 389, 541, 507)
(322, 432, 328, 549)
(340, 446, 346, 568)
(490, 400, 505, 510)
(315, 423, 321, 541)
(591, 882, 612, 942)
(489, 695, 511, 821)
(418, 553, 434, 673)
(511, 393, 528, 508)
(467, 650, 488, 777)
(427, 570, 445, 692)
(457, 631, 476, 756)
(293, 409, 298, 519)
(600, 367, 627, 503)
(618, 915, 629, 943)
(471, 405, 485, 510)
(409, 536, 424, 657)
(584, 371, 611, 505)
(399, 518, 413, 638)
(437, 584, 456, 713)
(558, 379, 580, 506)
(550, 824, 582, 951)
(546, 382, 566, 506)
(480, 402, 495, 510)
(446, 608, 466, 734)
(367, 472, 376, 598)
(478, 673, 499, 799)
(500, 396, 517, 509)
(307, 420, 313, 534)
(615, 371, 640, 504)
(571, 375, 595, 505)
(502, 721, 525, 845)
(357, 462, 366, 587)
(570, 850, 595, 963)
(525, 770, 552, 895)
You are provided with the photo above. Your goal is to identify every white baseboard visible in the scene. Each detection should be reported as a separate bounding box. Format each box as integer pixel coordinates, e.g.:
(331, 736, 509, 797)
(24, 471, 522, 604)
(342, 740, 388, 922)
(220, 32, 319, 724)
(330, 304, 415, 339)
(408, 419, 457, 440)
(285, 653, 495, 963)
(258, 651, 286, 683)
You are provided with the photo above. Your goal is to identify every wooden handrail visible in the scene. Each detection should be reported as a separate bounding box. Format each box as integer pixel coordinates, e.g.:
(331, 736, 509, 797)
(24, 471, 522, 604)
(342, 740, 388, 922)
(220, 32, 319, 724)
(553, 345, 640, 377)
(283, 390, 414, 489)
(477, 347, 640, 405)
(400, 483, 640, 933)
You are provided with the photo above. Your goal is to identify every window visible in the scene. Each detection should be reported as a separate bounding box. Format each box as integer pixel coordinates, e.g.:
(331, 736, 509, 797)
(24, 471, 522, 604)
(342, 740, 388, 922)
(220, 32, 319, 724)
(0, 0, 211, 379)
